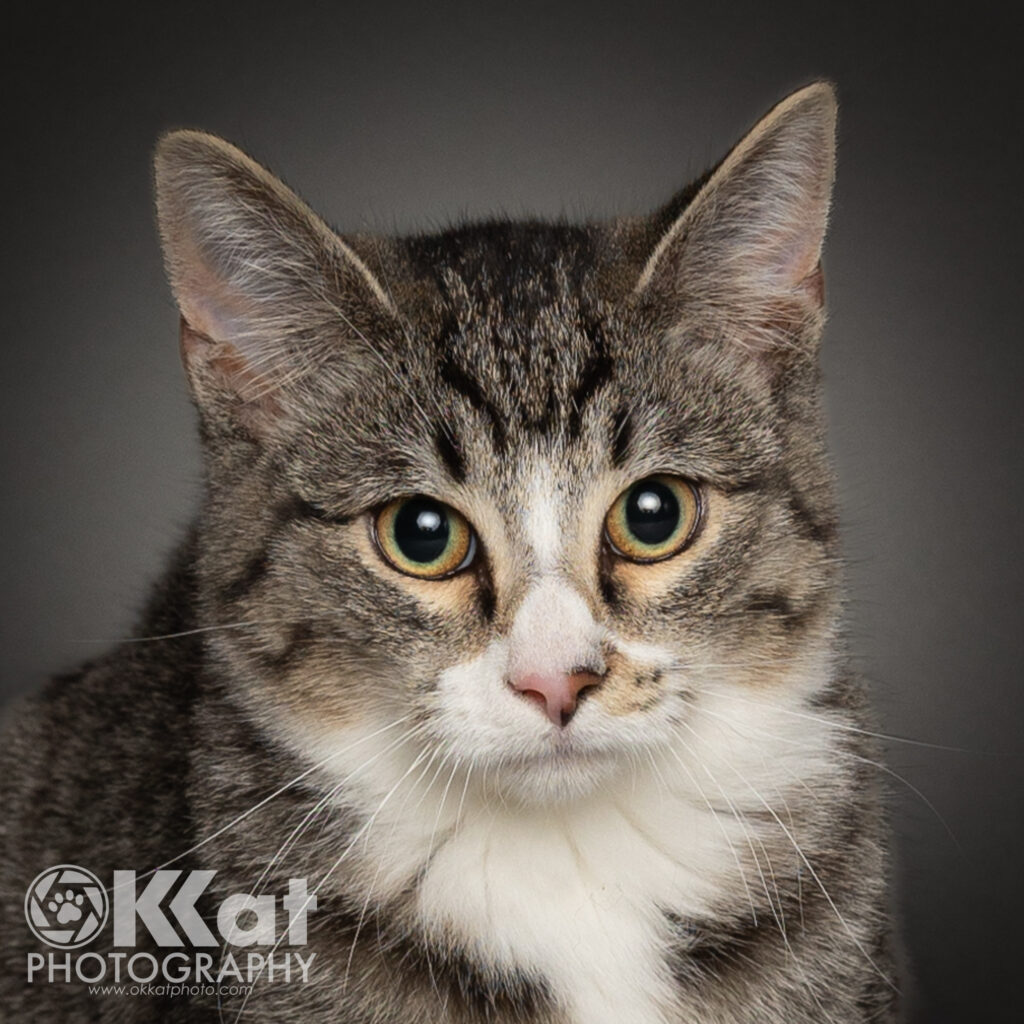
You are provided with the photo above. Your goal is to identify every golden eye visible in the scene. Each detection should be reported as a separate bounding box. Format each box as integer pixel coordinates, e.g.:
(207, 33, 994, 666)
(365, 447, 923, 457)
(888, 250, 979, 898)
(605, 475, 702, 563)
(373, 496, 476, 579)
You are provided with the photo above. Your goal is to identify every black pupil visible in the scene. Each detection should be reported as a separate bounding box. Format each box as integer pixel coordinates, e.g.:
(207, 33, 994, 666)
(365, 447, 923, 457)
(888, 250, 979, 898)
(393, 499, 451, 564)
(626, 480, 680, 545)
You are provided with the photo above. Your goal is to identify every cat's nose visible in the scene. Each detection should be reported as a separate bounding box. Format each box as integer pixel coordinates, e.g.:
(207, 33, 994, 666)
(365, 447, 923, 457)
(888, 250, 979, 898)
(508, 670, 604, 728)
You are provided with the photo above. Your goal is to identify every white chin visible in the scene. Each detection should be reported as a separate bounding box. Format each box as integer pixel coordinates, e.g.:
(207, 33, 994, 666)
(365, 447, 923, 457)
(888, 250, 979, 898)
(491, 745, 624, 805)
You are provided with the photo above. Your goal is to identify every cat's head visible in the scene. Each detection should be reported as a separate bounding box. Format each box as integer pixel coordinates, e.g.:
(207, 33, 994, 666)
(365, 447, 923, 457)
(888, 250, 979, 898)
(155, 83, 839, 804)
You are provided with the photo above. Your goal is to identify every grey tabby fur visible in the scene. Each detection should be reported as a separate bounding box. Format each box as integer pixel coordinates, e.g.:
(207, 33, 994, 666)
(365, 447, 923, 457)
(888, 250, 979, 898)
(0, 82, 900, 1022)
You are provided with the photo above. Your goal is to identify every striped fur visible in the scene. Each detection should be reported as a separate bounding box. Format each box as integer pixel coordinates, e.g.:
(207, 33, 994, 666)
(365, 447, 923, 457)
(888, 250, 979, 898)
(0, 83, 899, 1022)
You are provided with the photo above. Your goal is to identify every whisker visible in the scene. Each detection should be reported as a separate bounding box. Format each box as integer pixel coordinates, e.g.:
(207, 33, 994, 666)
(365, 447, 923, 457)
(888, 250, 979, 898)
(102, 619, 287, 644)
(673, 669, 985, 753)
(244, 722, 430, 904)
(674, 719, 899, 995)
(667, 732, 841, 1023)
(342, 743, 437, 992)
(109, 713, 415, 897)
(687, 698, 964, 855)
(669, 740, 778, 932)
(232, 744, 434, 1022)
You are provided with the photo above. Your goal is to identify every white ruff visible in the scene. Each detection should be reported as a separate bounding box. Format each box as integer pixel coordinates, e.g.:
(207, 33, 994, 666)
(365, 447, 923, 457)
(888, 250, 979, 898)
(294, 659, 839, 1024)
(413, 760, 724, 1024)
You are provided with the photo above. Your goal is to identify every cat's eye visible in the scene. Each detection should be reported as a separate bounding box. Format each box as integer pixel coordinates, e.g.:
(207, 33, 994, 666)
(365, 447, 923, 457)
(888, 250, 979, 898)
(604, 475, 702, 563)
(373, 496, 476, 580)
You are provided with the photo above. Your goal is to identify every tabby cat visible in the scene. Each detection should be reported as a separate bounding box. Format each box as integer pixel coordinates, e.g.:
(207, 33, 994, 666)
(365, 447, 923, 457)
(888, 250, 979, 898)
(0, 82, 899, 1022)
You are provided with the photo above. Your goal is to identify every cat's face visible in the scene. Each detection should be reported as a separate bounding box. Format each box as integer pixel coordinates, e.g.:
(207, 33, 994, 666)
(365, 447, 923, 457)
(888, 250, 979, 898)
(156, 84, 839, 804)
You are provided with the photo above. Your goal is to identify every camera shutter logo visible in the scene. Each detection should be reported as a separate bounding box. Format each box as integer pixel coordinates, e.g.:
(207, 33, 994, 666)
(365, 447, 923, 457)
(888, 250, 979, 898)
(24, 865, 108, 949)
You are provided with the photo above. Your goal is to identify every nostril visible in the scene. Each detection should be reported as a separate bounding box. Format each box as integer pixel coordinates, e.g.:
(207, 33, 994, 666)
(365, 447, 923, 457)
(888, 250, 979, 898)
(513, 686, 549, 712)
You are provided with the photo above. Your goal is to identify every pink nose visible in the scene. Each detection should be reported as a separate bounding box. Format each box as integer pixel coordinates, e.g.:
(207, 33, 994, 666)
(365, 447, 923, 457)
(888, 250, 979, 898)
(509, 670, 604, 728)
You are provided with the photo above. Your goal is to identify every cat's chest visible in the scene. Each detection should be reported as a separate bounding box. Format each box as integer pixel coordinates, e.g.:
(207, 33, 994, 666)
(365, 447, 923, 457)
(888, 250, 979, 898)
(406, 775, 737, 1024)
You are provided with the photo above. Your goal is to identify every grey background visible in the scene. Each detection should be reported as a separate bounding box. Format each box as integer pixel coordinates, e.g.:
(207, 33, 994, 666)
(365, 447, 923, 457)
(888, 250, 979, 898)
(2, 1, 1020, 1019)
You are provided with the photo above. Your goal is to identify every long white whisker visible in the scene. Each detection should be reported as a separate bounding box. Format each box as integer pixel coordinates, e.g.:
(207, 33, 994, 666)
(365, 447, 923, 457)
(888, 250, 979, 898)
(246, 722, 429, 903)
(110, 618, 287, 644)
(667, 739, 774, 932)
(668, 731, 840, 1023)
(342, 744, 437, 992)
(689, 699, 963, 855)
(675, 720, 898, 994)
(232, 744, 434, 1023)
(675, 670, 980, 753)
(110, 713, 415, 898)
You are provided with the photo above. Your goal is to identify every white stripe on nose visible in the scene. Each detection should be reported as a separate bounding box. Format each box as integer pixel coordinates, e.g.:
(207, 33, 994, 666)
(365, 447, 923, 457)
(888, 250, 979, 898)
(523, 466, 562, 572)
(508, 579, 605, 681)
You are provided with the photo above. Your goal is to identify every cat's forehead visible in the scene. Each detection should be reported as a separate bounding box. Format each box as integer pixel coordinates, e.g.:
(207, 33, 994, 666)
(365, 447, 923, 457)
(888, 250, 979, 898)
(382, 221, 625, 469)
(404, 220, 608, 312)
(283, 220, 780, 510)
(406, 220, 617, 429)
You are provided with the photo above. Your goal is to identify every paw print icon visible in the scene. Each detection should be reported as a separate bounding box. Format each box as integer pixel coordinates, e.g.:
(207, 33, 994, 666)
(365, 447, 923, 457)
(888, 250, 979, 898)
(49, 889, 85, 924)
(24, 865, 108, 949)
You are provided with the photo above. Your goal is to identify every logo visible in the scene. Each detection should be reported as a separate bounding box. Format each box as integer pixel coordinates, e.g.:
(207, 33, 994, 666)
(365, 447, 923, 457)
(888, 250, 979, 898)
(25, 865, 109, 949)
(24, 865, 319, 991)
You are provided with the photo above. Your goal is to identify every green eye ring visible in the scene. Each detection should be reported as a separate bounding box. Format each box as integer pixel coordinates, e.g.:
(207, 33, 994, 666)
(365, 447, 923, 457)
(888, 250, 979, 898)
(373, 496, 477, 580)
(605, 475, 702, 563)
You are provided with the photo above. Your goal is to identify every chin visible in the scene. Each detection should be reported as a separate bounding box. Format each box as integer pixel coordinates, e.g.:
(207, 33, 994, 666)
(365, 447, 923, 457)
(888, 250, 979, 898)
(488, 737, 632, 806)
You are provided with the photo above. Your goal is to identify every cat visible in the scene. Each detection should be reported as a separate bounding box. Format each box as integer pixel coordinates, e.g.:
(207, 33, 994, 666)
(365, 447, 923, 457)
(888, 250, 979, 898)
(0, 82, 900, 1022)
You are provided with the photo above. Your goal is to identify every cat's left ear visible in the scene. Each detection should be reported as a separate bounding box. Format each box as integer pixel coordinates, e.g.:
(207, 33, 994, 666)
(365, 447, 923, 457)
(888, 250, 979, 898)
(636, 82, 837, 360)
(154, 130, 397, 435)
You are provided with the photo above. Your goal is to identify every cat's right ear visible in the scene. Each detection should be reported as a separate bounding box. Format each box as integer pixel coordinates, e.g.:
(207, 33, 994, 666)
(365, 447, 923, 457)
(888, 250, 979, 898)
(154, 131, 396, 434)
(633, 83, 837, 370)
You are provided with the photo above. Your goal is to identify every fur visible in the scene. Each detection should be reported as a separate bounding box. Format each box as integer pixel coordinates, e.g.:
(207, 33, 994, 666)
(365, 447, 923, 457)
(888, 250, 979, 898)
(0, 83, 899, 1022)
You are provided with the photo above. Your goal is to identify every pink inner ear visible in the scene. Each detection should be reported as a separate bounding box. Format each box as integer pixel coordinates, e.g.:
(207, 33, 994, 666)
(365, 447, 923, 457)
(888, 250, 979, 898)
(176, 246, 256, 348)
(178, 319, 283, 431)
(173, 238, 290, 412)
(753, 212, 827, 300)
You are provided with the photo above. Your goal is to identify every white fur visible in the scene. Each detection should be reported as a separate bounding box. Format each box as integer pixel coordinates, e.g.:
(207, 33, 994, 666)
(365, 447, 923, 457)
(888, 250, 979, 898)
(290, 639, 842, 1024)
(523, 465, 563, 571)
(507, 578, 606, 680)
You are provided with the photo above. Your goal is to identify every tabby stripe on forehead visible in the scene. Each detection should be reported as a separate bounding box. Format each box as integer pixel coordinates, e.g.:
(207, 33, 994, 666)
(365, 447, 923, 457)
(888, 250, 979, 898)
(567, 319, 614, 438)
(610, 406, 633, 467)
(434, 428, 466, 482)
(438, 356, 507, 452)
